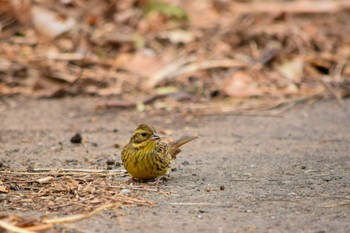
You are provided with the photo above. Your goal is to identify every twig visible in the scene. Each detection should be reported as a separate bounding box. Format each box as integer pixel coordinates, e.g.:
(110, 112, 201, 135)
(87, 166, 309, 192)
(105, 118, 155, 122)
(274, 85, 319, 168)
(146, 56, 196, 88)
(333, 56, 348, 83)
(0, 220, 35, 233)
(188, 93, 323, 116)
(320, 78, 345, 108)
(23, 203, 121, 231)
(31, 168, 126, 173)
(3, 176, 54, 184)
(147, 58, 246, 88)
(46, 203, 119, 224)
(264, 93, 323, 115)
(0, 170, 126, 176)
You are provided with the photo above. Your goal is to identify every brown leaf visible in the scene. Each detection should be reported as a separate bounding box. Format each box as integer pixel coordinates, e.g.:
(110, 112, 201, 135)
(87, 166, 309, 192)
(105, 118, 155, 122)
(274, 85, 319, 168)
(0, 185, 9, 193)
(124, 51, 165, 77)
(32, 6, 76, 39)
(223, 71, 263, 97)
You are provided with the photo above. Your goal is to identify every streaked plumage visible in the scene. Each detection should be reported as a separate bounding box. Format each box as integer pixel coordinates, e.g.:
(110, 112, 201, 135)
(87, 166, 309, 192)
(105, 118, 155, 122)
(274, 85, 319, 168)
(121, 124, 197, 180)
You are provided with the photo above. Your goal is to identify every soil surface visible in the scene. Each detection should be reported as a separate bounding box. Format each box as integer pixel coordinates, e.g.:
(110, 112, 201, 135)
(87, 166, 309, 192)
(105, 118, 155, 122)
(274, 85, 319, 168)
(1, 97, 350, 233)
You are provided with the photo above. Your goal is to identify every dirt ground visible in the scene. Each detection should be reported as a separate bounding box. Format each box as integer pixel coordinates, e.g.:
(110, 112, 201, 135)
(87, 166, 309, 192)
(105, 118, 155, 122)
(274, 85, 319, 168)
(1, 97, 350, 233)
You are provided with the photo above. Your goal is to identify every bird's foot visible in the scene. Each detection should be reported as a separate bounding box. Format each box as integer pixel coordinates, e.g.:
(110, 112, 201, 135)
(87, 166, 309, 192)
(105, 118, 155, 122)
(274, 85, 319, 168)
(124, 177, 141, 185)
(148, 175, 171, 186)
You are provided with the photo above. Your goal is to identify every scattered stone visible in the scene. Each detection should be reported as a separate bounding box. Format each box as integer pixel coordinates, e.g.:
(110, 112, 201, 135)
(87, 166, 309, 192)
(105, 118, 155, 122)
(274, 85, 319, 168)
(219, 185, 225, 191)
(119, 189, 131, 195)
(106, 159, 115, 165)
(70, 133, 82, 144)
(91, 142, 98, 147)
(182, 161, 189, 165)
(106, 159, 115, 170)
(323, 177, 331, 182)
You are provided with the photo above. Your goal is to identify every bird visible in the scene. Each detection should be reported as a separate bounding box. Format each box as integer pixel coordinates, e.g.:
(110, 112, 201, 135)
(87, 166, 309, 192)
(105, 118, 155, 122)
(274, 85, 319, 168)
(121, 124, 197, 181)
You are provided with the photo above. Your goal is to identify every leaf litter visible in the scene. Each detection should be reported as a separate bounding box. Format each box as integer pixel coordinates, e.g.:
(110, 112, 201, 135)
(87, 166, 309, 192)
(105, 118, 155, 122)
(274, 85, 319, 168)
(0, 0, 349, 115)
(0, 170, 156, 232)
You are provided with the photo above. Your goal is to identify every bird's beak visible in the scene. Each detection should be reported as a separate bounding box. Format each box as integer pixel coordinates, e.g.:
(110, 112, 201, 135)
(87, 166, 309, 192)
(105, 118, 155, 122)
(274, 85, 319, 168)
(150, 133, 160, 140)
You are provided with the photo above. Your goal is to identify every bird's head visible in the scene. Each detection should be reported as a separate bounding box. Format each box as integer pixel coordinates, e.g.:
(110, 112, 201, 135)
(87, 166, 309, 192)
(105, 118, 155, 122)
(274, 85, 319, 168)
(130, 124, 160, 149)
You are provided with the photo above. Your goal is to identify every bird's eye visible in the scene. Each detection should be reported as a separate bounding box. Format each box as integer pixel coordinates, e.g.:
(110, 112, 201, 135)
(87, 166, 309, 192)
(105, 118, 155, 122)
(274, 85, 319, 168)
(141, 132, 147, 137)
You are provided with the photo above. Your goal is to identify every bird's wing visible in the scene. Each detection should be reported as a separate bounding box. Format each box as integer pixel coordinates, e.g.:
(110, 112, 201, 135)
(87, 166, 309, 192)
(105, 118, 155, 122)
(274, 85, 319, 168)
(155, 141, 170, 157)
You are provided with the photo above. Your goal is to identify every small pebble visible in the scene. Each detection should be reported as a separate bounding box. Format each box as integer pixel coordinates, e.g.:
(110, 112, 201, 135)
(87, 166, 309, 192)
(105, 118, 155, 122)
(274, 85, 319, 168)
(106, 159, 115, 170)
(220, 185, 225, 191)
(91, 142, 98, 147)
(119, 189, 131, 195)
(182, 161, 190, 165)
(106, 159, 115, 165)
(70, 133, 82, 144)
(323, 177, 331, 182)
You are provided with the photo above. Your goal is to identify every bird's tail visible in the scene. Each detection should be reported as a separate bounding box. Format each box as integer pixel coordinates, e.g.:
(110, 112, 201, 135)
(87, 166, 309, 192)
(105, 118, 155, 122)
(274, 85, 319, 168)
(169, 136, 198, 159)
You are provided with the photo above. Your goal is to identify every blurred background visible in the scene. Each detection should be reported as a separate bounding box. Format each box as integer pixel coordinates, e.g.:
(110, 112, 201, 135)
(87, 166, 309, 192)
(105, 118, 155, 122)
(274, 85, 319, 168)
(1, 2, 350, 232)
(1, 0, 349, 114)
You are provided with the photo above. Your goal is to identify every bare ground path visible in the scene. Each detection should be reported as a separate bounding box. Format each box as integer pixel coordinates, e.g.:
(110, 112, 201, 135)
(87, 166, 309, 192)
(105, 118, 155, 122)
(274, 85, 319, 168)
(1, 97, 350, 232)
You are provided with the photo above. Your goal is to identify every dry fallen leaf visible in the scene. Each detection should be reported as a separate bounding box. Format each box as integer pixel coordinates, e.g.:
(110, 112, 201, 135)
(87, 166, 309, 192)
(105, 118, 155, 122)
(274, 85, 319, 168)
(124, 50, 165, 77)
(32, 6, 76, 39)
(223, 71, 263, 97)
(0, 185, 9, 193)
(277, 59, 304, 83)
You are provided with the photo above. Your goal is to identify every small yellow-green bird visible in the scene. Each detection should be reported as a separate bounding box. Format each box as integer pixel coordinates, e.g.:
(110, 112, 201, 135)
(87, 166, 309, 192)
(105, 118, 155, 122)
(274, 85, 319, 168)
(121, 124, 197, 181)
